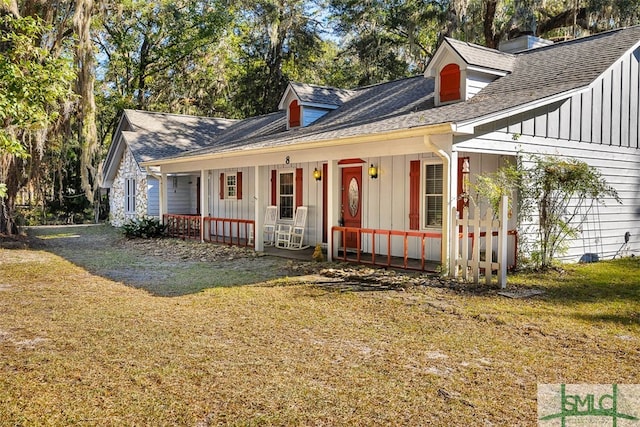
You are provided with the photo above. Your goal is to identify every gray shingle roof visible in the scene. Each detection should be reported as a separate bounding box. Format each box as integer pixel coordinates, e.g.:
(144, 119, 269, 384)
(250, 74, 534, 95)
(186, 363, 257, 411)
(146, 26, 640, 163)
(289, 82, 355, 107)
(445, 38, 516, 72)
(122, 110, 237, 163)
(181, 76, 434, 158)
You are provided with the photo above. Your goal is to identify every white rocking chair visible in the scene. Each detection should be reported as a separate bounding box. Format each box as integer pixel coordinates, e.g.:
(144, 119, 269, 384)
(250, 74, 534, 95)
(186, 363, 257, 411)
(263, 205, 278, 246)
(275, 206, 309, 250)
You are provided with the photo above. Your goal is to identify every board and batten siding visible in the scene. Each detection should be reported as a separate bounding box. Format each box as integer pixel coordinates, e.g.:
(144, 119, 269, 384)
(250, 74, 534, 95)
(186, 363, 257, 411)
(209, 164, 326, 247)
(489, 46, 640, 149)
(361, 153, 442, 261)
(453, 47, 640, 261)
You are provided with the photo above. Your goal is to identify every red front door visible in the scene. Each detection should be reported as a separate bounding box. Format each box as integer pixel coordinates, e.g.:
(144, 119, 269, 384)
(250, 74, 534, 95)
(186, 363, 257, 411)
(341, 166, 362, 249)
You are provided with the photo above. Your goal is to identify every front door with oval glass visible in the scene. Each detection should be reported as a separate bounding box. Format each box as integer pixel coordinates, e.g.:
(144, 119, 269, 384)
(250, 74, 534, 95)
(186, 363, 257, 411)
(341, 166, 362, 249)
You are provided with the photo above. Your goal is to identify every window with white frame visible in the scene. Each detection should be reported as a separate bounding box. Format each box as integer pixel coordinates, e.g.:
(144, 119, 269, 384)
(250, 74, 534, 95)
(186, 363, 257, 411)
(279, 171, 294, 220)
(226, 173, 237, 199)
(125, 178, 136, 214)
(424, 162, 443, 227)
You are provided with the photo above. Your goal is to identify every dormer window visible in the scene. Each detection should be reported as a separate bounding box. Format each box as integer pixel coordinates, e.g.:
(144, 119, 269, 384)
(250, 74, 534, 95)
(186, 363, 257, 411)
(440, 63, 461, 102)
(289, 100, 301, 128)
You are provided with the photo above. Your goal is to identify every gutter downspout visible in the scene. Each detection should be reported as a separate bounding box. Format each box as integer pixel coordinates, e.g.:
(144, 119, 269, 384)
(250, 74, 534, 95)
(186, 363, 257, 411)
(423, 135, 456, 275)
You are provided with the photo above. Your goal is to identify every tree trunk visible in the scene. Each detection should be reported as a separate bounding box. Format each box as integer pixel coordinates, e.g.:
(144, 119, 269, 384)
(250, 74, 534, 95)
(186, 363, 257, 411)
(74, 0, 101, 222)
(483, 0, 500, 49)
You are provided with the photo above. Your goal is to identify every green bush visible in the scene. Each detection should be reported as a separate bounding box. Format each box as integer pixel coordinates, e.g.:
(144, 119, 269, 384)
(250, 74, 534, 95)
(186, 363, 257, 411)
(122, 217, 166, 239)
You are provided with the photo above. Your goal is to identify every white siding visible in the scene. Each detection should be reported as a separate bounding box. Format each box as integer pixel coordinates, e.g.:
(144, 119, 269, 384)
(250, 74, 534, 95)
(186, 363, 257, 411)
(359, 153, 442, 261)
(455, 130, 640, 261)
(147, 177, 159, 217)
(210, 164, 325, 247)
(461, 47, 640, 261)
(466, 71, 496, 99)
(302, 107, 330, 126)
(167, 175, 195, 214)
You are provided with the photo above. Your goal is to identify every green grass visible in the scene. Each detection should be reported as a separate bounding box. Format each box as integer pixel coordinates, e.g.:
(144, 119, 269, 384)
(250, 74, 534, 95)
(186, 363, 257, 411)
(1, 227, 639, 425)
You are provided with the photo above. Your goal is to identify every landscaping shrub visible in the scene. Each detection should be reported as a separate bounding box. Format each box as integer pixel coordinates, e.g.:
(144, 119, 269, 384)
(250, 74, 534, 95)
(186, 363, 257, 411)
(122, 217, 166, 238)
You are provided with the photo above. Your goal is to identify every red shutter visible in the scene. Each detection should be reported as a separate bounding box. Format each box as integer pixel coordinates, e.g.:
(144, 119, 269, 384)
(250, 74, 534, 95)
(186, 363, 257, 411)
(271, 169, 277, 205)
(295, 168, 303, 208)
(440, 63, 461, 102)
(289, 100, 301, 127)
(409, 160, 421, 230)
(219, 173, 225, 199)
(237, 171, 243, 200)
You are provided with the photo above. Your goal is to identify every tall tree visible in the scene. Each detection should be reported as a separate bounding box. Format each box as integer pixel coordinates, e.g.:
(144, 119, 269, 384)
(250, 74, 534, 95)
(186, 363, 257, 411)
(97, 0, 231, 113)
(230, 0, 325, 116)
(0, 10, 75, 233)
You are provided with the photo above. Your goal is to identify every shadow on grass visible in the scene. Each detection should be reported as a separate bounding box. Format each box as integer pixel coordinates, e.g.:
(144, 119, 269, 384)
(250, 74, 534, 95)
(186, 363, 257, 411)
(571, 312, 640, 326)
(24, 224, 293, 297)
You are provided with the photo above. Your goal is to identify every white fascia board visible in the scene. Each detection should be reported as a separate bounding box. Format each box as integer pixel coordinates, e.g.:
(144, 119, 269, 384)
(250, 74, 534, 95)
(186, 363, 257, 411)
(453, 87, 585, 134)
(424, 41, 465, 77)
(101, 130, 127, 187)
(277, 84, 296, 110)
(465, 65, 509, 77)
(587, 38, 640, 91)
(299, 102, 339, 110)
(141, 123, 455, 168)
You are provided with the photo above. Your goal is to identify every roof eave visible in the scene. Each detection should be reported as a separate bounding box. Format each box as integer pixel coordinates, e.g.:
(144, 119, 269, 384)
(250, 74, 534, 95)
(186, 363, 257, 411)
(277, 84, 297, 110)
(465, 64, 510, 76)
(141, 123, 456, 168)
(100, 112, 131, 187)
(299, 101, 340, 110)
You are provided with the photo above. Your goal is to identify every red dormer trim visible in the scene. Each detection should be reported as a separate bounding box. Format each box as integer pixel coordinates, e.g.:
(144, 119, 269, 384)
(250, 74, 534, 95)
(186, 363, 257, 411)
(440, 63, 461, 102)
(289, 100, 301, 127)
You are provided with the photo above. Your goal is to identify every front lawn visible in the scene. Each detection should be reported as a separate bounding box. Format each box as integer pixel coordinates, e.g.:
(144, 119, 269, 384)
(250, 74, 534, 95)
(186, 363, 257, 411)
(0, 228, 638, 425)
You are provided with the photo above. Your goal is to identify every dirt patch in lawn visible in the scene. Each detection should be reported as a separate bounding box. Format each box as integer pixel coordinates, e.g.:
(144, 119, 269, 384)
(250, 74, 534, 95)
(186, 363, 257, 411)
(22, 225, 296, 296)
(22, 224, 472, 296)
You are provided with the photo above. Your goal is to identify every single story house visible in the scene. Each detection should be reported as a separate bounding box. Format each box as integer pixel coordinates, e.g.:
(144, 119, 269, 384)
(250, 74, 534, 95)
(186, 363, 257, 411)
(103, 26, 640, 271)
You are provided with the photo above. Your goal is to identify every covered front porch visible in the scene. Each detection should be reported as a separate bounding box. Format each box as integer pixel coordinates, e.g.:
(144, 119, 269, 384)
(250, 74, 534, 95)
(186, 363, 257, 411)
(150, 128, 518, 274)
(161, 212, 444, 271)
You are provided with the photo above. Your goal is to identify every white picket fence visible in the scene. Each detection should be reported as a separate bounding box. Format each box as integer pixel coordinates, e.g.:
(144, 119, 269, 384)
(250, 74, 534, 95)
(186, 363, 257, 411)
(451, 195, 509, 288)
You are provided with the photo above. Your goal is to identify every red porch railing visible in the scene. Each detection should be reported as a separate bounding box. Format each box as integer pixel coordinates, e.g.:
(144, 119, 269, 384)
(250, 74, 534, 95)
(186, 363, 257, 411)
(164, 214, 201, 241)
(203, 217, 255, 248)
(331, 226, 443, 272)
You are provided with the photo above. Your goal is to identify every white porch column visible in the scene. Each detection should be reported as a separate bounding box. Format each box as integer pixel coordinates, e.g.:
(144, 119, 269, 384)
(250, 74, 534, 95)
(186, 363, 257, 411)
(326, 160, 339, 261)
(447, 150, 459, 276)
(200, 169, 208, 216)
(254, 165, 266, 252)
(160, 172, 168, 219)
(200, 169, 207, 242)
